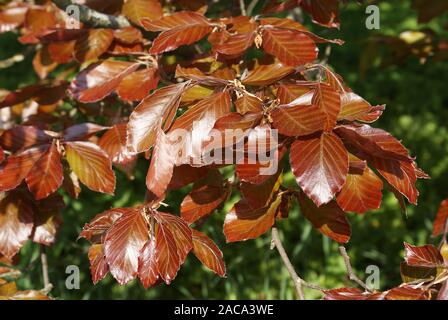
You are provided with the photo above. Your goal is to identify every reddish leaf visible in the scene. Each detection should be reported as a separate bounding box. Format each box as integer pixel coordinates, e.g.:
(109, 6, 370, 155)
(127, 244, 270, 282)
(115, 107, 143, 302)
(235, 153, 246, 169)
(323, 288, 384, 300)
(155, 211, 193, 264)
(0, 145, 48, 192)
(242, 62, 294, 86)
(70, 60, 140, 103)
(271, 101, 326, 137)
(432, 199, 448, 237)
(25, 141, 63, 200)
(300, 0, 340, 28)
(338, 92, 385, 123)
(63, 123, 109, 142)
(335, 124, 413, 163)
(170, 91, 231, 160)
(122, 0, 163, 27)
(235, 94, 263, 114)
(33, 46, 57, 80)
(154, 219, 180, 284)
(88, 244, 109, 284)
(138, 239, 159, 288)
(31, 194, 64, 246)
(313, 82, 341, 131)
(114, 27, 143, 45)
(0, 7, 27, 33)
(224, 195, 282, 243)
(145, 12, 213, 54)
(104, 208, 148, 284)
(262, 28, 318, 67)
(116, 68, 160, 102)
(48, 41, 75, 64)
(127, 81, 190, 153)
(181, 171, 229, 224)
(192, 229, 226, 277)
(297, 192, 351, 243)
(64, 141, 116, 194)
(215, 32, 256, 56)
(146, 129, 176, 198)
(336, 156, 383, 214)
(276, 84, 311, 104)
(74, 29, 114, 62)
(79, 208, 126, 243)
(0, 126, 54, 152)
(370, 157, 418, 205)
(385, 285, 431, 300)
(404, 242, 444, 268)
(0, 192, 34, 259)
(99, 124, 136, 165)
(290, 133, 349, 207)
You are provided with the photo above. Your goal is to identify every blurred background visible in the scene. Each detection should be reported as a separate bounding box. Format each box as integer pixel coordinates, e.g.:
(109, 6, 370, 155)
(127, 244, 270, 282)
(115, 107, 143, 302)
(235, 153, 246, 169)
(1, 0, 448, 299)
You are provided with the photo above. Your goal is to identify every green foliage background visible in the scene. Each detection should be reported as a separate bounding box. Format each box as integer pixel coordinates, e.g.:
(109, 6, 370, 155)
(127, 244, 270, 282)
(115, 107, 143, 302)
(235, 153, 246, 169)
(1, 0, 447, 299)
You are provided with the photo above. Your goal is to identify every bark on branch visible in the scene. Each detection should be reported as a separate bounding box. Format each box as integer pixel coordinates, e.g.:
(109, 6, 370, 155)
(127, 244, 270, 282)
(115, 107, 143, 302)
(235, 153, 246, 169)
(339, 246, 372, 292)
(52, 0, 131, 29)
(271, 227, 326, 299)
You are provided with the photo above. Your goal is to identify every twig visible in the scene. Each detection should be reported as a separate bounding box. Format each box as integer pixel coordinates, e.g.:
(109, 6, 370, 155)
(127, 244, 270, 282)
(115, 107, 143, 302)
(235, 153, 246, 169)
(239, 0, 247, 16)
(271, 227, 327, 299)
(52, 0, 131, 29)
(0, 270, 21, 279)
(40, 245, 51, 289)
(246, 0, 259, 16)
(338, 246, 372, 292)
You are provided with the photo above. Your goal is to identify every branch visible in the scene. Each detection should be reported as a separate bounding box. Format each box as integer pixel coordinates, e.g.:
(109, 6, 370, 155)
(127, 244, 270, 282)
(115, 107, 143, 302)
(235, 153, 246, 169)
(40, 245, 51, 290)
(246, 0, 259, 16)
(271, 227, 326, 299)
(52, 0, 131, 29)
(338, 246, 372, 292)
(239, 0, 247, 16)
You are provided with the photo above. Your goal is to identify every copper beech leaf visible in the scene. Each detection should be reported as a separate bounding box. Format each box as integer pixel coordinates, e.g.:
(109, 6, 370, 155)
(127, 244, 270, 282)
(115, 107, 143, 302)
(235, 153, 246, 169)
(99, 124, 136, 165)
(0, 145, 48, 193)
(74, 29, 114, 62)
(104, 208, 148, 284)
(144, 11, 213, 55)
(215, 32, 256, 56)
(224, 194, 282, 243)
(336, 156, 383, 214)
(290, 133, 349, 207)
(88, 244, 109, 284)
(154, 219, 181, 284)
(300, 0, 340, 28)
(262, 28, 318, 67)
(338, 92, 385, 123)
(297, 192, 351, 243)
(192, 229, 226, 277)
(433, 200, 448, 237)
(146, 129, 176, 199)
(64, 141, 116, 195)
(70, 60, 140, 103)
(181, 171, 229, 224)
(127, 81, 190, 153)
(116, 67, 160, 102)
(385, 286, 431, 300)
(0, 193, 34, 259)
(242, 62, 294, 86)
(31, 194, 64, 246)
(271, 100, 326, 137)
(25, 141, 63, 200)
(122, 0, 163, 27)
(138, 239, 159, 288)
(235, 94, 263, 114)
(63, 123, 109, 142)
(0, 126, 53, 152)
(404, 242, 444, 268)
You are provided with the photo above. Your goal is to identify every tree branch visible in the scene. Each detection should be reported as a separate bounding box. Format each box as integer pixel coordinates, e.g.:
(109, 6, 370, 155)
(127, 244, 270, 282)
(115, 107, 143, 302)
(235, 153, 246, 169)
(338, 246, 372, 292)
(239, 0, 247, 16)
(52, 0, 131, 29)
(40, 245, 51, 290)
(271, 227, 326, 299)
